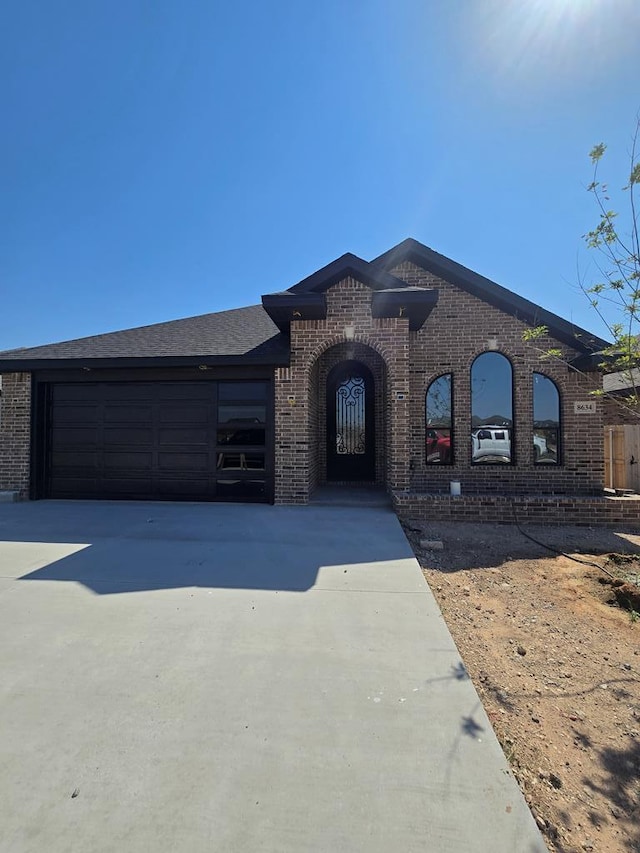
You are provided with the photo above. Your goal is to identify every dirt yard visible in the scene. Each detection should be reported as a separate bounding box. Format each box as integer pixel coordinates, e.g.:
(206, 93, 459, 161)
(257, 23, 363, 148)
(402, 520, 640, 853)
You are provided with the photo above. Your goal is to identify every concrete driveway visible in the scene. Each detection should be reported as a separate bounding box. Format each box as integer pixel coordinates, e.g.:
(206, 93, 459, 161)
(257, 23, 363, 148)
(0, 501, 545, 853)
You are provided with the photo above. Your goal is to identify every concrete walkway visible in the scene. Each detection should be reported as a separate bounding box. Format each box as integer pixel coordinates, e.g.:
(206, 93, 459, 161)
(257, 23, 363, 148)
(0, 501, 545, 853)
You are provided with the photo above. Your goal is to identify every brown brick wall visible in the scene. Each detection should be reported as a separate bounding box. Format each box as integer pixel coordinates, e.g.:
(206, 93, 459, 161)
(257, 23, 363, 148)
(273, 262, 605, 504)
(391, 262, 604, 496)
(0, 373, 31, 498)
(394, 492, 640, 528)
(274, 277, 410, 503)
(603, 394, 640, 426)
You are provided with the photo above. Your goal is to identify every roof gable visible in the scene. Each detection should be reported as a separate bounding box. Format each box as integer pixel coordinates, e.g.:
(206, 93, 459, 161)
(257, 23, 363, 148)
(285, 253, 408, 294)
(262, 253, 439, 332)
(373, 238, 609, 354)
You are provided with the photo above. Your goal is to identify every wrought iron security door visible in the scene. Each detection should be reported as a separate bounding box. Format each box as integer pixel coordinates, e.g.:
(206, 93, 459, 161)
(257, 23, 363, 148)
(327, 361, 375, 481)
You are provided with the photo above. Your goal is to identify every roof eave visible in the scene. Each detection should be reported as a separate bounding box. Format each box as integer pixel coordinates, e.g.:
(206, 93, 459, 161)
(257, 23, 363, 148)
(569, 351, 629, 373)
(371, 289, 439, 330)
(0, 353, 291, 372)
(261, 293, 327, 333)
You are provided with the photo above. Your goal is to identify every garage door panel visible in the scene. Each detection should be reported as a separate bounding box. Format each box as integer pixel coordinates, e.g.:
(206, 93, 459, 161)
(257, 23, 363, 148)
(158, 451, 210, 472)
(217, 427, 265, 446)
(52, 384, 100, 402)
(46, 380, 271, 502)
(217, 479, 267, 500)
(51, 449, 100, 468)
(158, 427, 208, 445)
(103, 405, 153, 423)
(217, 404, 266, 424)
(99, 478, 154, 494)
(52, 427, 100, 448)
(101, 384, 156, 401)
(103, 451, 153, 471)
(156, 478, 210, 496)
(51, 477, 101, 494)
(159, 404, 209, 424)
(103, 427, 154, 445)
(216, 452, 265, 471)
(156, 384, 211, 401)
(52, 405, 100, 424)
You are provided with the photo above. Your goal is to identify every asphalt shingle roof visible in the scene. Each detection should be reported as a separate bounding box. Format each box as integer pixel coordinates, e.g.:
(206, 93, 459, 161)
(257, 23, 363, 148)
(0, 304, 288, 366)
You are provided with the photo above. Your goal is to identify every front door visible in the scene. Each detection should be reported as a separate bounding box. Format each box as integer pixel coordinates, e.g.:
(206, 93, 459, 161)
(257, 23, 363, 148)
(326, 360, 375, 481)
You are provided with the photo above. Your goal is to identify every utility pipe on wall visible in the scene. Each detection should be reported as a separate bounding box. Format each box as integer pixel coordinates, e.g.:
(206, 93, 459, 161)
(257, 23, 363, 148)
(609, 428, 614, 490)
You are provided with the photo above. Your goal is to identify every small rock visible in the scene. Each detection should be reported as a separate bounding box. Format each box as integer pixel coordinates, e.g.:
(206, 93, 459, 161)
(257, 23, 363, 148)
(531, 715, 540, 723)
(548, 772, 563, 790)
(71, 788, 80, 798)
(420, 539, 444, 550)
(517, 645, 527, 656)
(622, 663, 631, 671)
(535, 815, 547, 831)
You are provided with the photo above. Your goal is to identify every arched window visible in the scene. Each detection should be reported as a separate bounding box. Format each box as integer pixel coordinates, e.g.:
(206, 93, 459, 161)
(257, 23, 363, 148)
(533, 373, 560, 464)
(471, 352, 513, 465)
(425, 374, 453, 464)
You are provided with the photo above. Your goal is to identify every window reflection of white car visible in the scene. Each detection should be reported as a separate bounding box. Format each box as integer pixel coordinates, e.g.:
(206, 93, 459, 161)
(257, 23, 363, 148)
(471, 426, 511, 462)
(472, 427, 548, 462)
(533, 433, 548, 461)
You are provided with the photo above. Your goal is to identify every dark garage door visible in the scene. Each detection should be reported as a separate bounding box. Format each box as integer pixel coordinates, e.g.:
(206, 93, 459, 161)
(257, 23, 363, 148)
(46, 381, 272, 502)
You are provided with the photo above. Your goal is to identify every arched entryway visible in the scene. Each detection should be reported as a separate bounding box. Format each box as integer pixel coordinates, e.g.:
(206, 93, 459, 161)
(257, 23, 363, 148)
(326, 360, 375, 481)
(308, 341, 388, 493)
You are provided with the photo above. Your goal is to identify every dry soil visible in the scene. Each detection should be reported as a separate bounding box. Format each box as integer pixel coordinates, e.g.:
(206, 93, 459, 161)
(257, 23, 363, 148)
(402, 520, 640, 853)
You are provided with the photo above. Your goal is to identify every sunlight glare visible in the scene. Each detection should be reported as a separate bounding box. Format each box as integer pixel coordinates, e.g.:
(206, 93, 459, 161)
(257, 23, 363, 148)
(470, 0, 637, 87)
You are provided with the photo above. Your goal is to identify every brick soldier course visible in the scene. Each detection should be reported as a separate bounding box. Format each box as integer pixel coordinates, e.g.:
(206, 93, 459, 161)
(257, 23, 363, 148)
(1, 237, 635, 524)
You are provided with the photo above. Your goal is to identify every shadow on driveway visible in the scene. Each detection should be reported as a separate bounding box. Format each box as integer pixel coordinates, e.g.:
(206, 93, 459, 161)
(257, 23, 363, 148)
(0, 499, 412, 595)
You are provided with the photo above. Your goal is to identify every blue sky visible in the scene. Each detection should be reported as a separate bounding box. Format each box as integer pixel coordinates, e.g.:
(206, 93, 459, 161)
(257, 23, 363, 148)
(1, 0, 639, 350)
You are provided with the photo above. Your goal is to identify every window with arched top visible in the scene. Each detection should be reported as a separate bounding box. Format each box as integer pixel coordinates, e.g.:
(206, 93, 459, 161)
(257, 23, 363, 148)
(533, 373, 561, 464)
(471, 352, 513, 464)
(425, 374, 453, 464)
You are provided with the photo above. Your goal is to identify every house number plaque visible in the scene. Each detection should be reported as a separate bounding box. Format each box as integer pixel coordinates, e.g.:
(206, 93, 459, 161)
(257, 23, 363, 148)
(574, 401, 596, 414)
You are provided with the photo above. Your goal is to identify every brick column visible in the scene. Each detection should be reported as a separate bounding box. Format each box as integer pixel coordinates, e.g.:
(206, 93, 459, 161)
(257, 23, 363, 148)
(274, 366, 310, 504)
(0, 373, 32, 498)
(385, 332, 411, 491)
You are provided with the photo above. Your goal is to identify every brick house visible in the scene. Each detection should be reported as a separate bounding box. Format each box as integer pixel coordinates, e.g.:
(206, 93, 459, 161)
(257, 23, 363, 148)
(0, 238, 613, 516)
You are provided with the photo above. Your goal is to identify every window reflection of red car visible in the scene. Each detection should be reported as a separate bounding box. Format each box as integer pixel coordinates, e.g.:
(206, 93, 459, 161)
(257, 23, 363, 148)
(426, 429, 451, 463)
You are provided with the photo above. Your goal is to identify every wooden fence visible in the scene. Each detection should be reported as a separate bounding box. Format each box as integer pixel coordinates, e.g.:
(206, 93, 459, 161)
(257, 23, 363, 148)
(604, 425, 640, 492)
